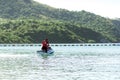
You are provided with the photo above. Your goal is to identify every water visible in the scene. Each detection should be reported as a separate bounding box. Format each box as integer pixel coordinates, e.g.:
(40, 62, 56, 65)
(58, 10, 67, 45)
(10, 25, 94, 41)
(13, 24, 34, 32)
(0, 44, 120, 80)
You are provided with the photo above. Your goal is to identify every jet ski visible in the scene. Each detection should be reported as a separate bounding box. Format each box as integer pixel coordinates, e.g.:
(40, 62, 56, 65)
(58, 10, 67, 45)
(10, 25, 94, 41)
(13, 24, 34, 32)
(37, 47, 54, 55)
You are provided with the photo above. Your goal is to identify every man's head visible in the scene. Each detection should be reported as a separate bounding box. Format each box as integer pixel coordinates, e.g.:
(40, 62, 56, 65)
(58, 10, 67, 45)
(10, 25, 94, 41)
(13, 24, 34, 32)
(45, 38, 48, 41)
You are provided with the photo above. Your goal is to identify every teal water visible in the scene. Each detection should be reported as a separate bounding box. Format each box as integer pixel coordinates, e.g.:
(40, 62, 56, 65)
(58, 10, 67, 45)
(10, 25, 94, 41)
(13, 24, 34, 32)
(0, 45, 120, 80)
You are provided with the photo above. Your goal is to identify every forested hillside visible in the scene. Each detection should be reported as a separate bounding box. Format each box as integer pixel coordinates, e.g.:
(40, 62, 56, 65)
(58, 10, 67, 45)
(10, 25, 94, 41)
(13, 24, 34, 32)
(0, 0, 120, 43)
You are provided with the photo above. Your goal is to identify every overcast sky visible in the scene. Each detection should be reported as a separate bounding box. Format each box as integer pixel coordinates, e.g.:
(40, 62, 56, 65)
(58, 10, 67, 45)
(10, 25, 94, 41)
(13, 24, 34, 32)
(34, 0, 120, 19)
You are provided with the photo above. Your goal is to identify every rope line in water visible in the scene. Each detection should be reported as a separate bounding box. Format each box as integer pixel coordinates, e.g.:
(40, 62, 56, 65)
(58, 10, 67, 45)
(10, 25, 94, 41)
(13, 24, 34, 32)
(0, 43, 120, 47)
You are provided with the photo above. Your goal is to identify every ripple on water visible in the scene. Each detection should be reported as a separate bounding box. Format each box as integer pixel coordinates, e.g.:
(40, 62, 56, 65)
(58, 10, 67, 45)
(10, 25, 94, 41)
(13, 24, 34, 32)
(0, 46, 120, 80)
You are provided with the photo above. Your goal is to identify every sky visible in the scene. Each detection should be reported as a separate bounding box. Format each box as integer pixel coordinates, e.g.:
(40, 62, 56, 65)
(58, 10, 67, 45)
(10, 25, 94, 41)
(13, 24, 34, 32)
(33, 0, 120, 19)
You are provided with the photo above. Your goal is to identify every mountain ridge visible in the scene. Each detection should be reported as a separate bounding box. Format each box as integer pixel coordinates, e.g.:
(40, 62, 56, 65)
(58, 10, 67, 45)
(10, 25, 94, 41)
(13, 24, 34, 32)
(0, 0, 120, 43)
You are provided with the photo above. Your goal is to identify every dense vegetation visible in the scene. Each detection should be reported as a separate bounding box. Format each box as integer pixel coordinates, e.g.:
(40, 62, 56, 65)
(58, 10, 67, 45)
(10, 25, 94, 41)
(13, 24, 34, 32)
(0, 0, 120, 43)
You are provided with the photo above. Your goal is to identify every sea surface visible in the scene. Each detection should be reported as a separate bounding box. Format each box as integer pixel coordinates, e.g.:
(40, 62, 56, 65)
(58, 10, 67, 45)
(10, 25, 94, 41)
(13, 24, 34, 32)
(0, 44, 120, 80)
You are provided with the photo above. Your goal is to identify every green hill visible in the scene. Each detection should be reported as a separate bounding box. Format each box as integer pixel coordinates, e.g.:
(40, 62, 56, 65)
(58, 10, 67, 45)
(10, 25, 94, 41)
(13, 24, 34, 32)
(0, 0, 120, 43)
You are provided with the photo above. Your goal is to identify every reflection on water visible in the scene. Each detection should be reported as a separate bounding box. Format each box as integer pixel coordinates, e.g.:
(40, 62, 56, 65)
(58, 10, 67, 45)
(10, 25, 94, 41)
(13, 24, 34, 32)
(0, 45, 120, 80)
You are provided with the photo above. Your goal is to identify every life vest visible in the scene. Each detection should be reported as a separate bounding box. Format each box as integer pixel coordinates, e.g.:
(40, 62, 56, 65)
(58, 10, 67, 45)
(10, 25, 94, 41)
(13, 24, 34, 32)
(42, 40, 47, 47)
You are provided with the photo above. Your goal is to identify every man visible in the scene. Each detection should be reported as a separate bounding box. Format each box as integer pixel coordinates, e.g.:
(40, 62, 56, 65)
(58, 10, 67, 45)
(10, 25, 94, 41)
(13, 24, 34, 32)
(41, 39, 49, 53)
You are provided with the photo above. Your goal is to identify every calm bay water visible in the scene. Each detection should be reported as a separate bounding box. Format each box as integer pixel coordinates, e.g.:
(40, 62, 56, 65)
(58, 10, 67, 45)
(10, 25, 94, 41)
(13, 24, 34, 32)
(0, 44, 120, 80)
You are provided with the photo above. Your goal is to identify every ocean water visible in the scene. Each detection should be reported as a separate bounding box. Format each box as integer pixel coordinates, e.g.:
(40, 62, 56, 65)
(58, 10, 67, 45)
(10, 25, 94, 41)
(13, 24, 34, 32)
(0, 44, 120, 80)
